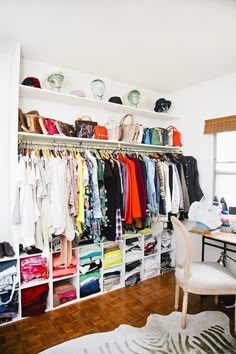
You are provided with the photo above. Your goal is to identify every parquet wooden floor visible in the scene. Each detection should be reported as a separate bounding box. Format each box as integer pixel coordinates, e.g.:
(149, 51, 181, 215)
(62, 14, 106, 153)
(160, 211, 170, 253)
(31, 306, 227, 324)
(0, 272, 235, 354)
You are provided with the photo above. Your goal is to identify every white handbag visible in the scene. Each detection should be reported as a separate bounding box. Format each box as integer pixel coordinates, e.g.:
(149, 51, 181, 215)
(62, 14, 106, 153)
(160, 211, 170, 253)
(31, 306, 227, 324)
(118, 114, 142, 143)
(188, 196, 222, 230)
(105, 119, 121, 141)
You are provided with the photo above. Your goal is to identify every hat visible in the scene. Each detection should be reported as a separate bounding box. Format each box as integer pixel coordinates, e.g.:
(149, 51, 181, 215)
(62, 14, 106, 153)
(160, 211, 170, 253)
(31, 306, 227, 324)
(21, 77, 41, 89)
(108, 96, 123, 104)
(70, 90, 85, 97)
(154, 98, 171, 113)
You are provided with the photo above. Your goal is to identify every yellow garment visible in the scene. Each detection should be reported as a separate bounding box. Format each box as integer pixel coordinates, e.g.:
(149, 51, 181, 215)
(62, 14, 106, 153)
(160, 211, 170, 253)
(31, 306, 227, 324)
(103, 249, 123, 268)
(103, 256, 123, 268)
(75, 154, 85, 233)
(104, 249, 122, 259)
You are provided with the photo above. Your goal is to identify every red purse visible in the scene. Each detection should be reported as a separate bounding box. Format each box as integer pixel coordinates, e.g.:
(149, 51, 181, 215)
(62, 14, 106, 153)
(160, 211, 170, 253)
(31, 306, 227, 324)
(93, 125, 108, 140)
(167, 126, 183, 147)
(39, 117, 60, 135)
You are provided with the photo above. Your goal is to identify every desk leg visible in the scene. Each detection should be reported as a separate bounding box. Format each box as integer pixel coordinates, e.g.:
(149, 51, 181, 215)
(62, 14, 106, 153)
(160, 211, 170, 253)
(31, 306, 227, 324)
(202, 236, 205, 262)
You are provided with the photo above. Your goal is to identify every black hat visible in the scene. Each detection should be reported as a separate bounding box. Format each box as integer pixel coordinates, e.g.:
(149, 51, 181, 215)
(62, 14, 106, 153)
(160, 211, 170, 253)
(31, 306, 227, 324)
(108, 96, 123, 104)
(154, 98, 171, 113)
(22, 77, 41, 88)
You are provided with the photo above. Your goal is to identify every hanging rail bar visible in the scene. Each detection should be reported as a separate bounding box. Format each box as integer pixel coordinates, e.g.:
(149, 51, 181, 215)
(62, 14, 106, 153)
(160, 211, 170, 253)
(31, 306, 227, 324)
(18, 132, 182, 154)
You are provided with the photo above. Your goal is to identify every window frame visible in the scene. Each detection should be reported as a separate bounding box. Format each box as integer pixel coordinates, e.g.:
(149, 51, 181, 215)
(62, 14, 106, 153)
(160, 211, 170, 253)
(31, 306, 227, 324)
(213, 132, 236, 206)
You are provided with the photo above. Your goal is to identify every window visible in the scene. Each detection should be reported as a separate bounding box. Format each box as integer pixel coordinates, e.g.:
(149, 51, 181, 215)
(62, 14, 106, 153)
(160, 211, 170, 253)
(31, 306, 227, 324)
(214, 131, 236, 208)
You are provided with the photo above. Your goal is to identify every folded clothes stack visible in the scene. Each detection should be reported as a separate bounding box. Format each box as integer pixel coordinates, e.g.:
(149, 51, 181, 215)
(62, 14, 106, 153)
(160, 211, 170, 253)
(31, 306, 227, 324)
(21, 283, 49, 317)
(103, 244, 123, 268)
(144, 234, 158, 256)
(80, 271, 101, 298)
(0, 292, 18, 324)
(53, 254, 77, 278)
(125, 237, 142, 263)
(103, 270, 121, 291)
(143, 257, 159, 279)
(53, 280, 77, 307)
(125, 270, 141, 287)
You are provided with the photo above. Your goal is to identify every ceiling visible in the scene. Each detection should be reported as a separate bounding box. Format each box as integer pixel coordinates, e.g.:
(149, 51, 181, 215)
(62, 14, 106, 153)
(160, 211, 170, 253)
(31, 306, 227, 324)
(1, 0, 236, 93)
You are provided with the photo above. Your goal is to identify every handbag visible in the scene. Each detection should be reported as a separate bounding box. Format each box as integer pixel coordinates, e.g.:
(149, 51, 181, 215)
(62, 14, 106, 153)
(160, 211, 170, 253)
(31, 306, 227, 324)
(39, 117, 60, 135)
(57, 121, 76, 137)
(150, 127, 169, 146)
(119, 114, 141, 143)
(105, 120, 121, 140)
(18, 108, 30, 133)
(142, 127, 151, 144)
(75, 116, 97, 139)
(167, 126, 183, 147)
(150, 128, 162, 145)
(0, 260, 17, 305)
(188, 196, 222, 230)
(25, 111, 42, 134)
(93, 125, 108, 140)
(161, 128, 169, 146)
(136, 124, 144, 144)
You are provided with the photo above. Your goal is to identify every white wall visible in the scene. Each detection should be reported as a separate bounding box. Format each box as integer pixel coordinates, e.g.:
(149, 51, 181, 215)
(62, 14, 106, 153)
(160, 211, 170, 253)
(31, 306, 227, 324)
(0, 53, 11, 241)
(170, 72, 236, 196)
(0, 45, 20, 245)
(169, 73, 236, 273)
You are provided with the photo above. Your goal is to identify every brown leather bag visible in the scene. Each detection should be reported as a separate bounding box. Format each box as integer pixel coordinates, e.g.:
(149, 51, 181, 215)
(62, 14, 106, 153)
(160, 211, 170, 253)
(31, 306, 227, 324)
(25, 110, 42, 134)
(18, 108, 30, 132)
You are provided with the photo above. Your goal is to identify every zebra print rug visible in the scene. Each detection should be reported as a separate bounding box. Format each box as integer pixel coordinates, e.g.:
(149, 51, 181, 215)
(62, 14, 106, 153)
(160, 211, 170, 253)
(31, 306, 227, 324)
(40, 311, 236, 354)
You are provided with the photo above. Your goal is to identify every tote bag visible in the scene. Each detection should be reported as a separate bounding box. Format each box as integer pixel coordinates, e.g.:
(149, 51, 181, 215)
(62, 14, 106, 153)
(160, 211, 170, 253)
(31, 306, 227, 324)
(119, 114, 141, 143)
(188, 196, 222, 230)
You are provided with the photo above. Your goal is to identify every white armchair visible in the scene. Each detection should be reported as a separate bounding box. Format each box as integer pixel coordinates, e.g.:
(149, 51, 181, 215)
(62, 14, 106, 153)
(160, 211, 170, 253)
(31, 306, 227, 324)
(171, 215, 236, 334)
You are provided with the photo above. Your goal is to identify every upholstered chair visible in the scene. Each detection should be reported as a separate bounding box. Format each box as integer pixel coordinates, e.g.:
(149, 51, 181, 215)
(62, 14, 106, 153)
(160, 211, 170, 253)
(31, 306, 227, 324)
(171, 215, 236, 334)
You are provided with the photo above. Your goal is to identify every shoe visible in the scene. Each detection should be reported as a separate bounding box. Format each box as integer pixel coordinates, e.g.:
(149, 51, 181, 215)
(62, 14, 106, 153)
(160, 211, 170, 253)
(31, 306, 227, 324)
(0, 243, 4, 258)
(223, 295, 235, 308)
(225, 303, 235, 309)
(2, 241, 15, 257)
(220, 197, 228, 212)
(25, 246, 42, 255)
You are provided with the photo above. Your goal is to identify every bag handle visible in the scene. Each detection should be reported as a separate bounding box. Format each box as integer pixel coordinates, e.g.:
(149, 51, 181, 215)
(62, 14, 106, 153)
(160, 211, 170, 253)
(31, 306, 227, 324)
(120, 114, 134, 126)
(167, 126, 177, 131)
(105, 119, 119, 128)
(0, 265, 17, 305)
(76, 115, 92, 122)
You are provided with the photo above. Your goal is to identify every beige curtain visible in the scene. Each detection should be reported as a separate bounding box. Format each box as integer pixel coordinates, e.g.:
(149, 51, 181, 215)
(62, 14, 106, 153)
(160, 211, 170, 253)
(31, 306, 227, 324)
(204, 115, 236, 134)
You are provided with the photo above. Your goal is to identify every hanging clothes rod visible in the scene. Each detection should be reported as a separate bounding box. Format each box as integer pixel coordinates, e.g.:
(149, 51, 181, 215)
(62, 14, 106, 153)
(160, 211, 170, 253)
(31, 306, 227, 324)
(18, 132, 182, 154)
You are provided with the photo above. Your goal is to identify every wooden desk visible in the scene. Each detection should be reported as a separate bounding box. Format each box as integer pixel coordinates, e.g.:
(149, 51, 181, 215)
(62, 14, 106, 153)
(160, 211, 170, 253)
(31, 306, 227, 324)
(189, 228, 236, 261)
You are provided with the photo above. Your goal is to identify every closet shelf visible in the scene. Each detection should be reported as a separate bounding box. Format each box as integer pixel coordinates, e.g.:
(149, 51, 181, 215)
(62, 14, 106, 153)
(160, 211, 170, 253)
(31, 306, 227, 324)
(20, 278, 49, 290)
(19, 85, 179, 121)
(18, 132, 182, 153)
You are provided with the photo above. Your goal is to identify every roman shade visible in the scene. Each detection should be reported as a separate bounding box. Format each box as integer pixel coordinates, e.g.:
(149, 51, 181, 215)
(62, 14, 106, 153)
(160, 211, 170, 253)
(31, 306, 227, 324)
(204, 115, 236, 134)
